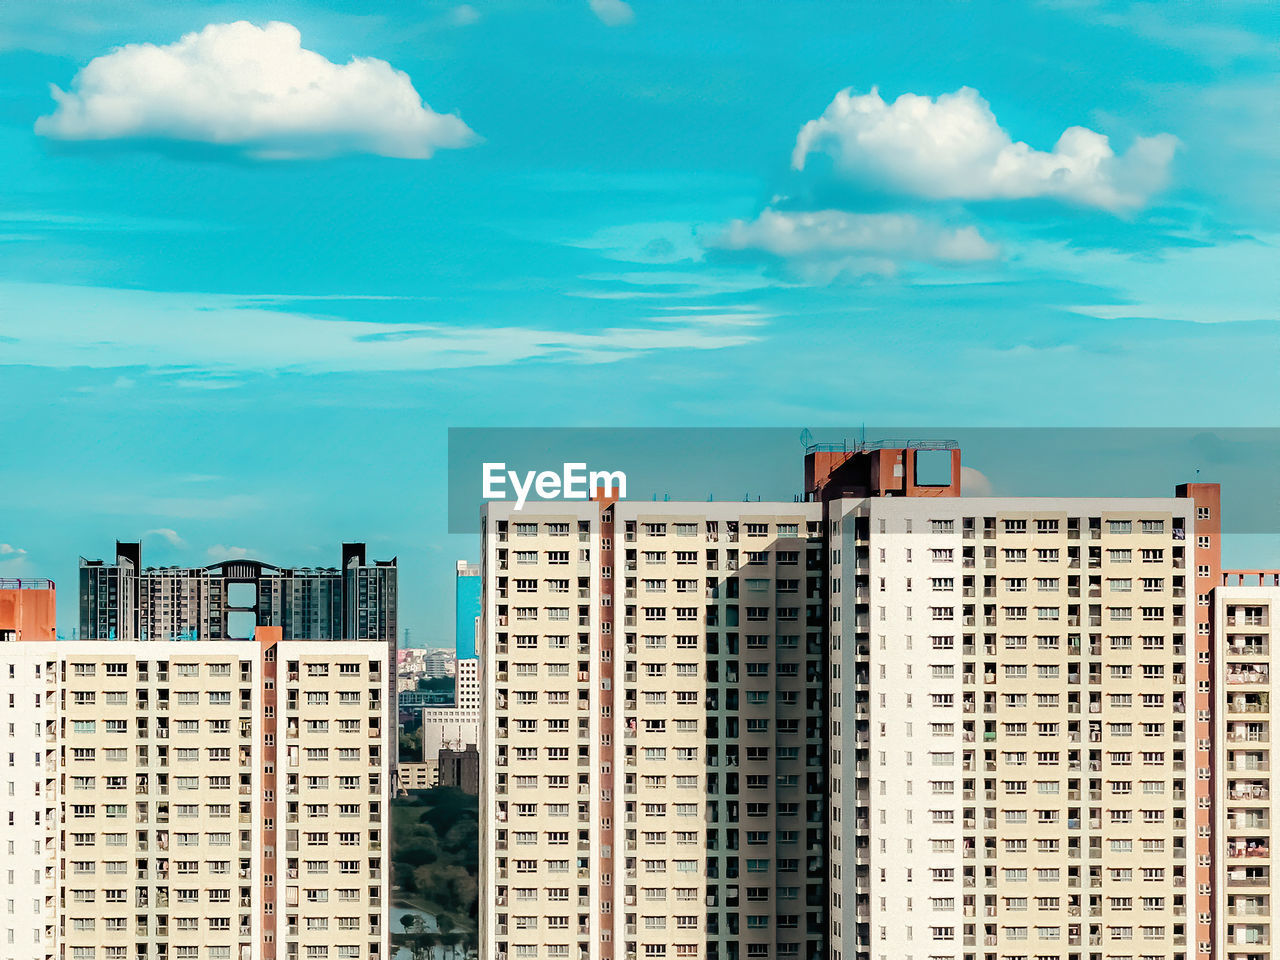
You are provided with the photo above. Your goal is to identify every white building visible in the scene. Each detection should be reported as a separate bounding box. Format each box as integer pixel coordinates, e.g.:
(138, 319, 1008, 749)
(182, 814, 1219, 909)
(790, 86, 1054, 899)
(0, 644, 58, 960)
(0, 583, 391, 960)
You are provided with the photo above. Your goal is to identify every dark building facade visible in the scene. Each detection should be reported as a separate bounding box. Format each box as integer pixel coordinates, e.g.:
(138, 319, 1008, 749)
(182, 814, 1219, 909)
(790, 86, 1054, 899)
(438, 744, 480, 795)
(79, 541, 396, 644)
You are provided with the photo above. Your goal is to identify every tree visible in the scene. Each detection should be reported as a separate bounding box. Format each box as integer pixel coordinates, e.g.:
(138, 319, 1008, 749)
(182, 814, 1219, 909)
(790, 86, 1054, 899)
(411, 928, 440, 960)
(392, 787, 479, 955)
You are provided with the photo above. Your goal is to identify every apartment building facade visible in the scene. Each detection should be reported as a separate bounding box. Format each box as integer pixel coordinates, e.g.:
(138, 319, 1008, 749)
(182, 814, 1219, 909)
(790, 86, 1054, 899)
(477, 442, 1280, 960)
(828, 496, 1195, 960)
(1213, 584, 1278, 960)
(79, 543, 389, 642)
(480, 498, 830, 960)
(1, 581, 390, 960)
(0, 583, 59, 960)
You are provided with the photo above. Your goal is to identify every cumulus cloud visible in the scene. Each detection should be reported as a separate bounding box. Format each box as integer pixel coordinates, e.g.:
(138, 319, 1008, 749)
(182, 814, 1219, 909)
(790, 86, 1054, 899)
(0, 544, 26, 556)
(714, 208, 999, 276)
(960, 466, 994, 497)
(35, 21, 478, 160)
(589, 0, 634, 26)
(792, 86, 1177, 212)
(144, 528, 187, 548)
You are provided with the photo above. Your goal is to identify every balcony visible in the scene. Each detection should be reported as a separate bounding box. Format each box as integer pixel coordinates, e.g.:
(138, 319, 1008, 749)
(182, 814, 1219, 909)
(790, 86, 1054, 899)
(1229, 784, 1270, 802)
(1227, 840, 1271, 859)
(1227, 666, 1270, 686)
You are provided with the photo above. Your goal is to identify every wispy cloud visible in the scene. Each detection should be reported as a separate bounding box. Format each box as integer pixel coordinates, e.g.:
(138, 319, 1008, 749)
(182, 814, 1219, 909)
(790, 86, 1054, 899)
(643, 309, 771, 327)
(713, 208, 1000, 278)
(1064, 2, 1278, 67)
(0, 282, 758, 373)
(0, 544, 30, 576)
(143, 528, 187, 548)
(207, 544, 258, 561)
(1022, 234, 1280, 324)
(449, 5, 482, 27)
(571, 222, 704, 265)
(90, 493, 265, 521)
(589, 0, 634, 27)
(573, 270, 789, 299)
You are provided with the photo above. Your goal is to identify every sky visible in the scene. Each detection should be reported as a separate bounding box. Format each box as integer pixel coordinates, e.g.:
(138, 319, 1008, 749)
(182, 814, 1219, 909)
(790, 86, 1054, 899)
(0, 0, 1277, 644)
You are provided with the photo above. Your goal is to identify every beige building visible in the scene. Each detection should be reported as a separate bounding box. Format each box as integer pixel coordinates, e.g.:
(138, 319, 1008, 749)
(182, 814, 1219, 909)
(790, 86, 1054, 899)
(0, 586, 390, 960)
(1214, 585, 1277, 960)
(397, 763, 436, 792)
(480, 499, 828, 960)
(475, 444, 1280, 960)
(0, 638, 58, 960)
(828, 496, 1196, 960)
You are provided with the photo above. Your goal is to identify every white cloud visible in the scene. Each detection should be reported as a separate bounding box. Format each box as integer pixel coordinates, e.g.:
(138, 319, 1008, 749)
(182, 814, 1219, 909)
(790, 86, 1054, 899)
(0, 281, 757, 373)
(1021, 233, 1280, 325)
(144, 528, 187, 548)
(714, 208, 999, 276)
(0, 544, 26, 556)
(960, 466, 994, 497)
(207, 545, 256, 561)
(792, 86, 1177, 212)
(35, 21, 478, 160)
(589, 0, 634, 27)
(1057, 2, 1275, 68)
(449, 5, 482, 26)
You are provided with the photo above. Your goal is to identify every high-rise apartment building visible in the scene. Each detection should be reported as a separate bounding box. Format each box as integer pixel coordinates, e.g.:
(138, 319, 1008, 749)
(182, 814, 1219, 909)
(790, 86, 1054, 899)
(826, 495, 1193, 960)
(1213, 581, 1278, 960)
(78, 542, 396, 646)
(477, 442, 1280, 960)
(79, 540, 399, 765)
(0, 579, 58, 960)
(480, 497, 828, 960)
(1, 578, 391, 960)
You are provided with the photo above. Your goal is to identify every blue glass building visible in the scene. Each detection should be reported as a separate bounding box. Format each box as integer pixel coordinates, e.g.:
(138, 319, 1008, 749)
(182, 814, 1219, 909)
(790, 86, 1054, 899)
(455, 560, 481, 660)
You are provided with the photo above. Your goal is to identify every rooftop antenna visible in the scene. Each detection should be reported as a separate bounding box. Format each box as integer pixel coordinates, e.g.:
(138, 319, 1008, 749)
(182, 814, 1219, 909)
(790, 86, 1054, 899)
(799, 428, 814, 450)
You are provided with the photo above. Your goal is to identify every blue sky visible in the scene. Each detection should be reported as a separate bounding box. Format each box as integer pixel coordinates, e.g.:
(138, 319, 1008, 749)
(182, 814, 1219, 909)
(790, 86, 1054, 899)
(0, 0, 1276, 643)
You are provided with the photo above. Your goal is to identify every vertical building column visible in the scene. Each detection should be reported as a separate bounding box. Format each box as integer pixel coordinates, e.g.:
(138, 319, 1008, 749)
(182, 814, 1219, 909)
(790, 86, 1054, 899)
(1178, 482, 1221, 960)
(598, 500, 616, 960)
(260, 627, 282, 960)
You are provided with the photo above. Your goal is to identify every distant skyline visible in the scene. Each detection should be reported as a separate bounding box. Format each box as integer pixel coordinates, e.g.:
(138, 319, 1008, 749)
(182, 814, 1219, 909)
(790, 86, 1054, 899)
(1, 1, 1277, 644)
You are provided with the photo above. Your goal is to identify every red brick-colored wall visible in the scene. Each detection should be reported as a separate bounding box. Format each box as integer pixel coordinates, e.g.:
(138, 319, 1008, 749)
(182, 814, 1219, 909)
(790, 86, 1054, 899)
(0, 584, 56, 641)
